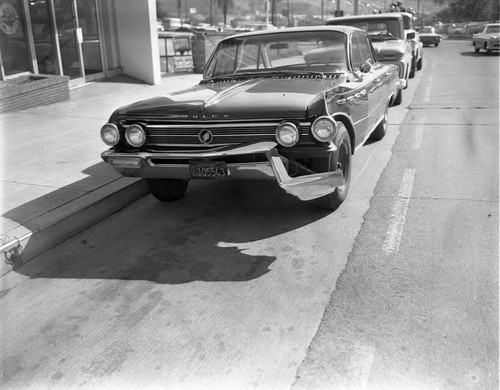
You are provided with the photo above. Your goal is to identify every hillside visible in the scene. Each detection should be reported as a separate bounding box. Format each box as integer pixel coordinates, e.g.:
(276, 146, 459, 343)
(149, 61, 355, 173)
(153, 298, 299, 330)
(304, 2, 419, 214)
(157, 0, 446, 22)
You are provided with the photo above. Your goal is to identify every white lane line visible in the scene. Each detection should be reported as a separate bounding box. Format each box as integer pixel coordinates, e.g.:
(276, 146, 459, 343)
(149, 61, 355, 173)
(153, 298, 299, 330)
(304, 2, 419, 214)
(412, 120, 424, 149)
(382, 168, 416, 254)
(424, 85, 432, 102)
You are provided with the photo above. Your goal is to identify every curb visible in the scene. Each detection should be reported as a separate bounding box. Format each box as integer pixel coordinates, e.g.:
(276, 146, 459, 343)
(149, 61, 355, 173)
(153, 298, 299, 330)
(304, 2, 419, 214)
(0, 178, 148, 277)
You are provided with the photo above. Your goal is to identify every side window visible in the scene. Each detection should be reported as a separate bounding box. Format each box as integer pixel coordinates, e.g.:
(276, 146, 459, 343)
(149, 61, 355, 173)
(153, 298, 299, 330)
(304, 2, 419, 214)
(357, 34, 375, 63)
(351, 36, 363, 70)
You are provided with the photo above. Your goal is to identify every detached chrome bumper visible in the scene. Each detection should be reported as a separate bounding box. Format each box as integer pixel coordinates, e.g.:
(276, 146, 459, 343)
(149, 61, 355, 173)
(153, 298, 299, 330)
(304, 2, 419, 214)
(101, 142, 344, 201)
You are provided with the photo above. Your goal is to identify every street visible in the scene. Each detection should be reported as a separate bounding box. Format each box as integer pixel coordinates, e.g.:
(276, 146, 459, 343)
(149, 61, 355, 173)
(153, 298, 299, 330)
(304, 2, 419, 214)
(0, 40, 498, 390)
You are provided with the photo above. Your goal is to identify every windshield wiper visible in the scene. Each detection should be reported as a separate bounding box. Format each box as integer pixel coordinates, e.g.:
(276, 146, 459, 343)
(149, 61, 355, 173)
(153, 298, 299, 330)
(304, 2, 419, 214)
(207, 69, 329, 81)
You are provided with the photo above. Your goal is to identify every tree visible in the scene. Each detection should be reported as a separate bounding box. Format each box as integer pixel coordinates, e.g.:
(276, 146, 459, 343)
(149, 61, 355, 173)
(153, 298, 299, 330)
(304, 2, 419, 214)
(156, 0, 171, 19)
(214, 0, 234, 25)
(434, 0, 499, 21)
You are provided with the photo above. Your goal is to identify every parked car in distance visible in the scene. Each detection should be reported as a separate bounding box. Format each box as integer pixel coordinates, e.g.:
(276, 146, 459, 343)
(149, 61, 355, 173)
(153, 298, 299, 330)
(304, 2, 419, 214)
(417, 26, 442, 47)
(100, 26, 402, 210)
(472, 23, 500, 54)
(326, 13, 412, 99)
(449, 21, 488, 38)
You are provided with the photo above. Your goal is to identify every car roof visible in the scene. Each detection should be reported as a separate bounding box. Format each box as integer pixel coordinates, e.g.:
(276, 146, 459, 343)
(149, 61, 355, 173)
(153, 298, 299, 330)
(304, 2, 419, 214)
(484, 23, 500, 27)
(326, 13, 403, 23)
(223, 25, 360, 40)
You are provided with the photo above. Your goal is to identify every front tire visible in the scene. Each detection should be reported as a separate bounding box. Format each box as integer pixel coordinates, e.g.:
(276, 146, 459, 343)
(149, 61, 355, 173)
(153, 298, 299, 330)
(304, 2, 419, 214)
(393, 88, 403, 106)
(409, 56, 416, 78)
(416, 56, 423, 70)
(147, 179, 188, 201)
(310, 122, 352, 211)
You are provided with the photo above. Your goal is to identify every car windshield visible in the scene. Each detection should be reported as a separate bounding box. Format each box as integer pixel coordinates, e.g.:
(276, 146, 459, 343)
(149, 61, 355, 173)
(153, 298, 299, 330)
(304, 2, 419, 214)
(486, 26, 500, 34)
(204, 31, 348, 79)
(328, 19, 402, 40)
(419, 27, 433, 33)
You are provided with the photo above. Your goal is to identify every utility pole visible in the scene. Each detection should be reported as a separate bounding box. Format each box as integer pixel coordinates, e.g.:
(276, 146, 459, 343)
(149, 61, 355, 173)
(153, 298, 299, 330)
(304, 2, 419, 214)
(287, 0, 290, 26)
(265, 0, 269, 27)
(353, 0, 359, 15)
(210, 0, 213, 26)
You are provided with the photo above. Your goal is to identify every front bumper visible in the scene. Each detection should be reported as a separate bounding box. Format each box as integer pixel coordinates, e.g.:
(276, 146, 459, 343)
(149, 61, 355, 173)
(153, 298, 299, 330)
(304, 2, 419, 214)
(487, 41, 500, 50)
(101, 142, 344, 201)
(421, 39, 440, 45)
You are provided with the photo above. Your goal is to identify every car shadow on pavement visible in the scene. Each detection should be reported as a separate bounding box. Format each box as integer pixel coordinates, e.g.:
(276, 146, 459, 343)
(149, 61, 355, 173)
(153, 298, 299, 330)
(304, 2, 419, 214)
(459, 51, 500, 57)
(8, 177, 331, 284)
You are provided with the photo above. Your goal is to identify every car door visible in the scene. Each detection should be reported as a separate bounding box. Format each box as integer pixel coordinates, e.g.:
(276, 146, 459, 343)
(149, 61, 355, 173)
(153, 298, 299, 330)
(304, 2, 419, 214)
(349, 31, 381, 143)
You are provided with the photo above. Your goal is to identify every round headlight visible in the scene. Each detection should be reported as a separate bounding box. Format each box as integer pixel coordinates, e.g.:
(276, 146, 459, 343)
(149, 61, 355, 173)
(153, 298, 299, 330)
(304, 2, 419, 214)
(125, 124, 146, 147)
(276, 122, 299, 147)
(100, 123, 120, 146)
(311, 116, 338, 142)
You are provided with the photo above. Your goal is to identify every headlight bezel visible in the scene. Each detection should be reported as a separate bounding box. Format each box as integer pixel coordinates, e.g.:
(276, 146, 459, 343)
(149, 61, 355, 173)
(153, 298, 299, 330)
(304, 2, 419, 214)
(275, 122, 300, 147)
(100, 123, 120, 146)
(125, 124, 147, 148)
(311, 116, 338, 143)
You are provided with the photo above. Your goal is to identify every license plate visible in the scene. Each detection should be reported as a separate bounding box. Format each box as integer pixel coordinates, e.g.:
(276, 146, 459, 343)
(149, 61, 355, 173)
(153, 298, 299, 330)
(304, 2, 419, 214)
(189, 161, 227, 178)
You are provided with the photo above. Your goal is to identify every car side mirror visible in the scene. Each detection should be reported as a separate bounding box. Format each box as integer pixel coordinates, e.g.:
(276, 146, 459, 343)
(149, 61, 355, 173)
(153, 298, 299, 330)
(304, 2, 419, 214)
(407, 32, 415, 40)
(359, 61, 372, 73)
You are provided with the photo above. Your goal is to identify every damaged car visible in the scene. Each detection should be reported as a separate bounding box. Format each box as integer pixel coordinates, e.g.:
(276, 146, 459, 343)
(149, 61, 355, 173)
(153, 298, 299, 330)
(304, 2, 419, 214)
(100, 26, 401, 210)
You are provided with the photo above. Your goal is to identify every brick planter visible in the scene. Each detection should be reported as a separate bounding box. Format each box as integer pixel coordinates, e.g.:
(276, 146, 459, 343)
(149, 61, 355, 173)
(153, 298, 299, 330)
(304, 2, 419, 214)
(0, 73, 70, 113)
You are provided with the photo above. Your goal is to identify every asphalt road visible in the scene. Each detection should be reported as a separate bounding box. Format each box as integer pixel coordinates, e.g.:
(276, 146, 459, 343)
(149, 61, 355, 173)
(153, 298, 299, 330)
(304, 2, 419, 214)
(0, 40, 498, 390)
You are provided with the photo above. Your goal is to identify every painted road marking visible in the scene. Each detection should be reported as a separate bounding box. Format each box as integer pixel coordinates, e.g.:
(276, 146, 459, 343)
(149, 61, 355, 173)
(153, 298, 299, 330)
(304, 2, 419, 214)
(382, 168, 416, 254)
(412, 119, 424, 149)
(424, 85, 432, 102)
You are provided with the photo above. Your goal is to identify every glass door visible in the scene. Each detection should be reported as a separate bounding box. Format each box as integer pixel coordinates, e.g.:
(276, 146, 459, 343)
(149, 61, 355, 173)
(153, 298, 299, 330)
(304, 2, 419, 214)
(52, 0, 103, 84)
(54, 0, 84, 81)
(75, 0, 103, 79)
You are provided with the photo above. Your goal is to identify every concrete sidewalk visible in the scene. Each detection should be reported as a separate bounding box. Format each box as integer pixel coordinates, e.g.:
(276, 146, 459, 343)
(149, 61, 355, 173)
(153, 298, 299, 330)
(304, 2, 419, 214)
(0, 73, 203, 277)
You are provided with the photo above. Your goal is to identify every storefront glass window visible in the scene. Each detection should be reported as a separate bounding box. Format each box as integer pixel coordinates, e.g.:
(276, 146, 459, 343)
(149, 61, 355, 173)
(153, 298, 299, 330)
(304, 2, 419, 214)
(0, 0, 31, 76)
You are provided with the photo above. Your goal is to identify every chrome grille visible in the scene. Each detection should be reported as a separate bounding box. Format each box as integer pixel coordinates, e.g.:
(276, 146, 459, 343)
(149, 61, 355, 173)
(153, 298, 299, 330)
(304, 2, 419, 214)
(133, 121, 311, 146)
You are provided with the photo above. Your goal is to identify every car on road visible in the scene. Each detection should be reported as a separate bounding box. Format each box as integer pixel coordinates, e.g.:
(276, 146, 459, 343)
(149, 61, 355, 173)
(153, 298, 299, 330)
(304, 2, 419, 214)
(100, 26, 402, 210)
(449, 21, 488, 38)
(416, 26, 442, 47)
(472, 23, 500, 54)
(326, 13, 412, 95)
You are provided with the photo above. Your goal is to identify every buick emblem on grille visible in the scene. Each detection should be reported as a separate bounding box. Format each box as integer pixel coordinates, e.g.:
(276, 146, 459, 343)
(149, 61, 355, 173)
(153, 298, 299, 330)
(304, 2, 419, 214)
(198, 129, 213, 144)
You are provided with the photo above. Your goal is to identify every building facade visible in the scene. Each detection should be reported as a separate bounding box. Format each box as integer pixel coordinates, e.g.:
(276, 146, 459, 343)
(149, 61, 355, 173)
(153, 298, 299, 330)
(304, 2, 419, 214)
(0, 0, 160, 86)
